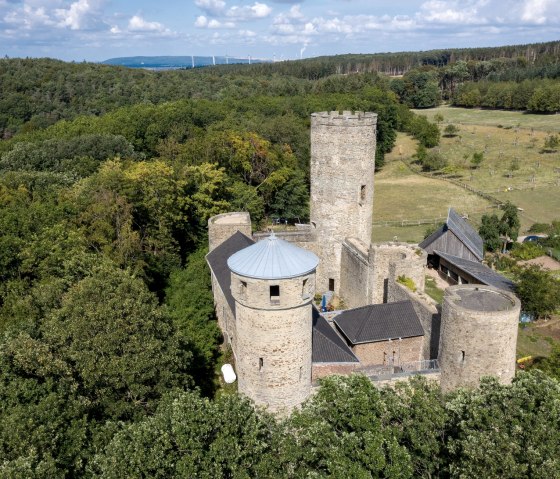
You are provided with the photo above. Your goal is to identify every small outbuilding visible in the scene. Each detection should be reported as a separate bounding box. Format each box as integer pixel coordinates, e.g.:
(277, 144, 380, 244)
(420, 208, 484, 263)
(333, 300, 424, 367)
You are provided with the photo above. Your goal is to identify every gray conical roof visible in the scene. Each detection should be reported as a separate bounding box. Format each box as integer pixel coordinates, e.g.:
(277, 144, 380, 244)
(227, 233, 319, 279)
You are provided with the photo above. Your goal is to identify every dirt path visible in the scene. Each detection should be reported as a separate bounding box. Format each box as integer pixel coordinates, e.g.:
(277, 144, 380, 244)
(518, 255, 560, 271)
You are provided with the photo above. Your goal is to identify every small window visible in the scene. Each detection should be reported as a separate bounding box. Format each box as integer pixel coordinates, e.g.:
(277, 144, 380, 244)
(259, 357, 264, 371)
(302, 278, 309, 299)
(359, 184, 366, 204)
(299, 366, 303, 381)
(239, 280, 247, 295)
(328, 278, 335, 292)
(270, 285, 280, 304)
(461, 350, 465, 363)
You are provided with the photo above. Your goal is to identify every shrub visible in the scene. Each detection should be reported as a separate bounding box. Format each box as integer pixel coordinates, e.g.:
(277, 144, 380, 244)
(510, 242, 543, 260)
(397, 275, 417, 292)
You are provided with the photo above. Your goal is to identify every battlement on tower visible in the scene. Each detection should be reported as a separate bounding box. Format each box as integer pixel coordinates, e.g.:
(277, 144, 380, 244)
(311, 111, 378, 127)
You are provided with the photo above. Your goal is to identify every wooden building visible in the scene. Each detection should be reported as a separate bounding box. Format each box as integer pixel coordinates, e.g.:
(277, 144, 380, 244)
(420, 208, 484, 264)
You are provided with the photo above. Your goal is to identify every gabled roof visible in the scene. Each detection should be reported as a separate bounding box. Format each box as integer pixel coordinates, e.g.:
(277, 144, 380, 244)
(227, 233, 319, 280)
(435, 250, 516, 292)
(334, 301, 424, 345)
(446, 208, 484, 261)
(206, 231, 255, 313)
(419, 208, 484, 261)
(312, 308, 359, 363)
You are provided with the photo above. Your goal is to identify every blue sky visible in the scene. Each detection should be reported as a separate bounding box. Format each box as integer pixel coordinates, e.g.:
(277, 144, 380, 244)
(1, 0, 559, 61)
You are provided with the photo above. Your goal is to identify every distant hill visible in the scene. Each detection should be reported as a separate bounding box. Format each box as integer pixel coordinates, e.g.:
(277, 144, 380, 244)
(102, 55, 270, 69)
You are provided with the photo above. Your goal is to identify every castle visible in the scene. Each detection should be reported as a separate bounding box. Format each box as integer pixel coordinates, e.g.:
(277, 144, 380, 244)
(206, 111, 520, 414)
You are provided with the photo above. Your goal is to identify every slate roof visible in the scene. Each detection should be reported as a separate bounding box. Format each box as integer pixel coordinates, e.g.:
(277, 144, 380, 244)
(446, 208, 484, 260)
(334, 301, 424, 345)
(312, 308, 359, 363)
(228, 232, 319, 279)
(206, 231, 255, 313)
(419, 208, 484, 261)
(435, 250, 516, 292)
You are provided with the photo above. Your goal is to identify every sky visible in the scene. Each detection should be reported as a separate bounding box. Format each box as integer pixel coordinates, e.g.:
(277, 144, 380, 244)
(1, 0, 559, 62)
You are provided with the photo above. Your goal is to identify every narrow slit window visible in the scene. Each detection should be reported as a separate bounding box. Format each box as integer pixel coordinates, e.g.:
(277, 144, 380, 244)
(328, 278, 335, 292)
(360, 184, 366, 204)
(259, 357, 264, 371)
(270, 285, 280, 304)
(302, 278, 309, 298)
(299, 366, 303, 381)
(240, 280, 247, 296)
(461, 350, 465, 363)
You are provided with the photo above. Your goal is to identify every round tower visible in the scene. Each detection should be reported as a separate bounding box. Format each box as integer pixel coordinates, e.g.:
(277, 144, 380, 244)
(310, 111, 377, 294)
(439, 285, 520, 393)
(208, 212, 252, 252)
(227, 234, 319, 413)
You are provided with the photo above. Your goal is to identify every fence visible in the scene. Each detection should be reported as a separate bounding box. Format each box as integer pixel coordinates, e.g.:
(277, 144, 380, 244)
(356, 359, 439, 381)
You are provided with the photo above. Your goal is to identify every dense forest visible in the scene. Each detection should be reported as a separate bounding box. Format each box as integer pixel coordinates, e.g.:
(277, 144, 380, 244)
(0, 49, 559, 477)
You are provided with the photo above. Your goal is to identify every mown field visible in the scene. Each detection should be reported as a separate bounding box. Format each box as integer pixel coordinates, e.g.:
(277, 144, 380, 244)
(373, 106, 560, 241)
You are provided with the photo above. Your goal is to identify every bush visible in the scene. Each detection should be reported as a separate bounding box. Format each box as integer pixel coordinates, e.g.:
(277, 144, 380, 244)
(422, 151, 448, 172)
(516, 265, 560, 319)
(443, 124, 459, 137)
(510, 242, 543, 260)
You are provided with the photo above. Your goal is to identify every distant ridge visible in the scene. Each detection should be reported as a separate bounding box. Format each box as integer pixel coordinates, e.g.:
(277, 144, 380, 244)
(102, 55, 270, 70)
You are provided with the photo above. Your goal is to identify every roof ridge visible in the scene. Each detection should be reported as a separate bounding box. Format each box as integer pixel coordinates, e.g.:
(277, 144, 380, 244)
(315, 325, 357, 362)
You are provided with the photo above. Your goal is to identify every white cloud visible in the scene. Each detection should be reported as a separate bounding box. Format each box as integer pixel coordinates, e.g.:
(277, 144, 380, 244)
(419, 0, 487, 25)
(128, 14, 166, 32)
(521, 0, 551, 24)
(55, 0, 97, 30)
(195, 0, 227, 16)
(194, 14, 235, 28)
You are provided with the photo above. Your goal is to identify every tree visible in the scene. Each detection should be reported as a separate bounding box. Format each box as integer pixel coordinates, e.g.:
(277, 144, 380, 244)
(283, 375, 413, 478)
(165, 247, 221, 396)
(421, 151, 448, 172)
(443, 123, 459, 137)
(542, 133, 559, 152)
(91, 390, 280, 478)
(479, 213, 501, 252)
(444, 372, 560, 478)
(499, 201, 520, 242)
(516, 265, 560, 318)
(471, 151, 484, 168)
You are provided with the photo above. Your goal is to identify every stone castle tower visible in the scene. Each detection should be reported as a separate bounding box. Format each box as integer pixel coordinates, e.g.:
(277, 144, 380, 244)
(439, 285, 520, 393)
(227, 234, 319, 413)
(310, 111, 377, 294)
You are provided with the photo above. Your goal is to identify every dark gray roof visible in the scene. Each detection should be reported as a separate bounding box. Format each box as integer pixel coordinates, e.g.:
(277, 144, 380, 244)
(334, 301, 424, 345)
(206, 231, 255, 313)
(446, 208, 484, 260)
(419, 208, 484, 261)
(435, 250, 516, 292)
(312, 308, 359, 363)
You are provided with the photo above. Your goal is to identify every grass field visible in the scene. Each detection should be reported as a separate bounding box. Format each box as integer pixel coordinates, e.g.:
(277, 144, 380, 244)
(372, 106, 560, 238)
(413, 105, 560, 132)
(517, 318, 560, 359)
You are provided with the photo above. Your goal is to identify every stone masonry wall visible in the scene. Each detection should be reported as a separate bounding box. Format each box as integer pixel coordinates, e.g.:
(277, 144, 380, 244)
(210, 273, 237, 350)
(387, 281, 441, 360)
(232, 272, 315, 414)
(352, 336, 424, 367)
(369, 243, 427, 304)
(312, 363, 359, 382)
(310, 111, 377, 294)
(208, 212, 252, 252)
(339, 238, 371, 308)
(439, 285, 520, 393)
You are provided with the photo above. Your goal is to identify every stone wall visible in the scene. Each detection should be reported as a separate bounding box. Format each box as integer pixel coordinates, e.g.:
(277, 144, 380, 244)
(310, 111, 377, 293)
(438, 285, 520, 393)
(369, 243, 427, 304)
(339, 238, 370, 308)
(208, 212, 252, 252)
(352, 336, 424, 367)
(232, 271, 316, 414)
(312, 363, 359, 382)
(387, 282, 441, 360)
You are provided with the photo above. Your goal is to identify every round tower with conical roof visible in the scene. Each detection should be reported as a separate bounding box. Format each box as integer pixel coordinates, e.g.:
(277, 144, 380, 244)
(228, 233, 319, 413)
